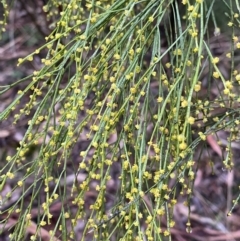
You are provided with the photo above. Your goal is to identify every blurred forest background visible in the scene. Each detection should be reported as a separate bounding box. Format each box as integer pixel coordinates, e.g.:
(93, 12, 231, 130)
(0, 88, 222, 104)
(1, 1, 240, 241)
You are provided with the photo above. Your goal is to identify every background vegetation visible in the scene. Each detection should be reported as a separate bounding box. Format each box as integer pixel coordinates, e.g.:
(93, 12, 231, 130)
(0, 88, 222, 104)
(1, 0, 240, 240)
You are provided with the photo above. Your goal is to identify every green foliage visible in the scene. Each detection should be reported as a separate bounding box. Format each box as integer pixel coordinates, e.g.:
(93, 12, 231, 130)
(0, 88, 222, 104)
(1, 0, 240, 240)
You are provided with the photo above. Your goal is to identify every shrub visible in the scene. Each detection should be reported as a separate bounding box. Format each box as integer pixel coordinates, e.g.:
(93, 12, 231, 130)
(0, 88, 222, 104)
(1, 0, 240, 240)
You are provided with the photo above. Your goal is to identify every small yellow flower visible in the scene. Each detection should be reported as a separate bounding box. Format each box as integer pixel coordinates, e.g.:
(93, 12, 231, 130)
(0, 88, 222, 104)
(175, 67, 181, 73)
(225, 80, 233, 89)
(17, 181, 23, 187)
(166, 62, 171, 68)
(164, 194, 169, 200)
(16, 208, 21, 213)
(179, 142, 187, 150)
(27, 56, 33, 61)
(128, 49, 134, 55)
(6, 156, 11, 161)
(17, 58, 24, 66)
(114, 53, 120, 60)
(125, 74, 131, 80)
(79, 34, 86, 40)
(198, 132, 206, 140)
(148, 16, 154, 22)
(30, 236, 37, 241)
(90, 17, 96, 23)
(181, 99, 188, 108)
(40, 220, 46, 226)
(130, 87, 137, 94)
(157, 208, 165, 215)
(233, 36, 238, 43)
(64, 212, 70, 218)
(6, 172, 14, 179)
(164, 230, 170, 236)
(236, 74, 240, 81)
(136, 48, 142, 53)
(170, 220, 175, 227)
(223, 88, 230, 95)
(194, 84, 201, 92)
(146, 215, 153, 223)
(213, 71, 220, 78)
(214, 27, 220, 36)
(234, 13, 239, 18)
(188, 116, 195, 125)
(212, 57, 219, 64)
(193, 47, 198, 53)
(188, 5, 194, 11)
(191, 31, 198, 37)
(226, 52, 231, 58)
(173, 49, 182, 56)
